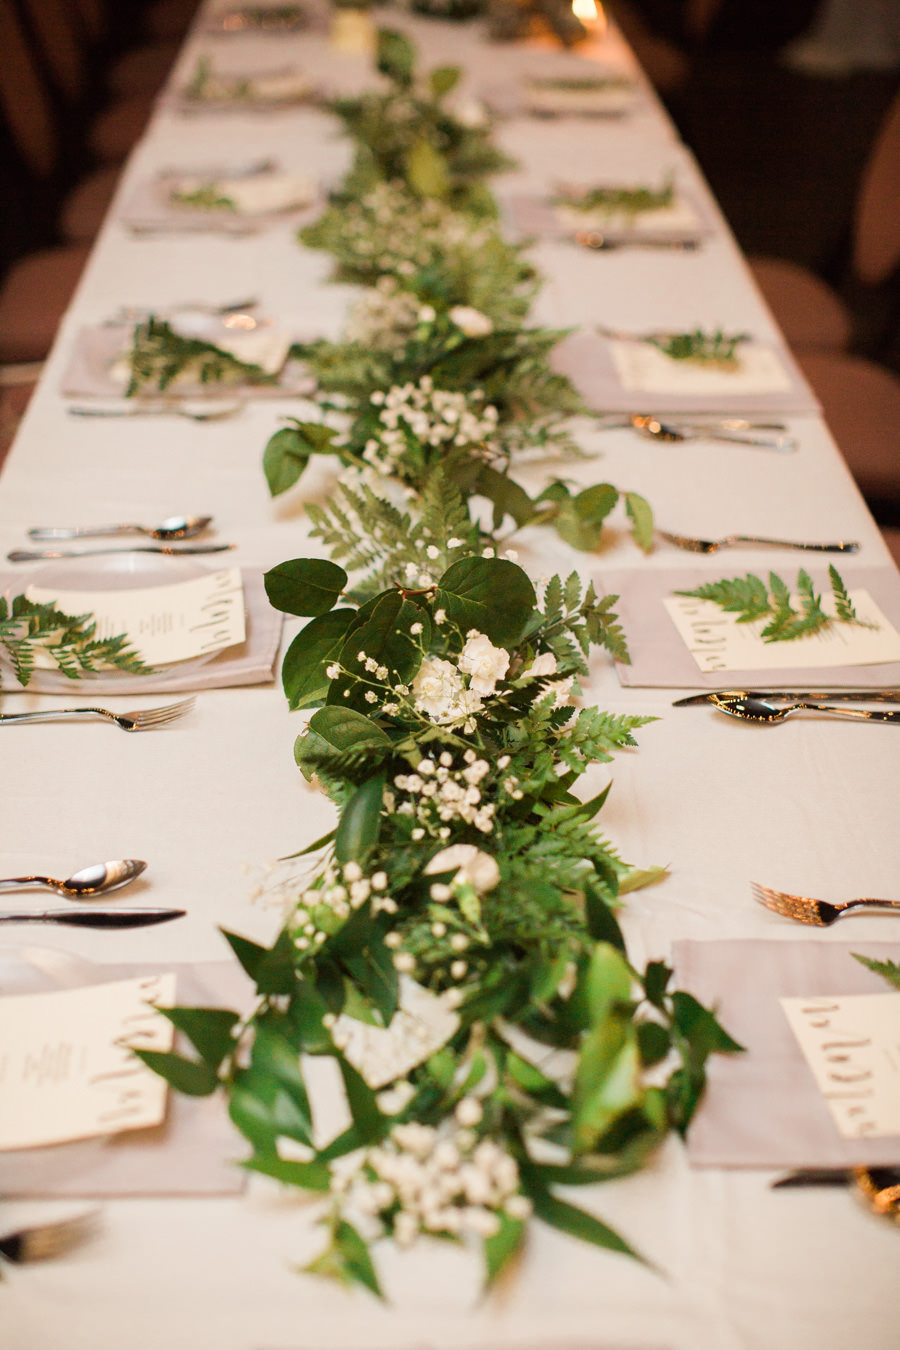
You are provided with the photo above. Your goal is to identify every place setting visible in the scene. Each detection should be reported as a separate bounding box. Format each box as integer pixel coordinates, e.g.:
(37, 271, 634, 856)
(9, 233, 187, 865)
(502, 173, 713, 254)
(0, 544, 283, 695)
(594, 556, 900, 697)
(169, 53, 319, 112)
(200, 3, 310, 35)
(117, 158, 320, 237)
(60, 299, 315, 408)
(0, 945, 250, 1199)
(551, 322, 820, 418)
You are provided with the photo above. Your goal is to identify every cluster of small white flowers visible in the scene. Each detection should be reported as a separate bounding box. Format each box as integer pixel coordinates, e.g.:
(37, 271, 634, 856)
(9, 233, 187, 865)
(292, 860, 395, 951)
(392, 747, 496, 835)
(361, 376, 499, 475)
(448, 304, 493, 338)
(343, 276, 423, 350)
(353, 1099, 531, 1245)
(336, 184, 495, 276)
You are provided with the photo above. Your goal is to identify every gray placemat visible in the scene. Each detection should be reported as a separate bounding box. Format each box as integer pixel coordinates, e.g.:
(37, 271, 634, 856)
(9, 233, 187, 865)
(0, 961, 252, 1197)
(674, 938, 900, 1169)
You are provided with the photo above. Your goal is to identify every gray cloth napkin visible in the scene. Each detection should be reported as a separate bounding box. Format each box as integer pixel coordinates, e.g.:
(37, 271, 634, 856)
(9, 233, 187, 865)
(674, 937, 900, 1169)
(0, 961, 251, 1198)
(599, 564, 900, 689)
(0, 568, 283, 695)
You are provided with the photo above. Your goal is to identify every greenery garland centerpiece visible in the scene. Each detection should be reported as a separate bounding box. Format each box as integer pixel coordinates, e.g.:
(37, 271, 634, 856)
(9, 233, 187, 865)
(140, 544, 741, 1293)
(275, 29, 656, 556)
(138, 23, 739, 1296)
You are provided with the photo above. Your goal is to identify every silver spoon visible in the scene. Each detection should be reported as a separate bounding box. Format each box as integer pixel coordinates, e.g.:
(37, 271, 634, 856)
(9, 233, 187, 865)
(28, 514, 213, 543)
(0, 859, 147, 899)
(709, 694, 900, 724)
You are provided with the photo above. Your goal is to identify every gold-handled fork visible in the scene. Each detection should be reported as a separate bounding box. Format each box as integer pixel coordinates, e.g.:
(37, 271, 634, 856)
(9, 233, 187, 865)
(751, 881, 900, 926)
(0, 697, 195, 732)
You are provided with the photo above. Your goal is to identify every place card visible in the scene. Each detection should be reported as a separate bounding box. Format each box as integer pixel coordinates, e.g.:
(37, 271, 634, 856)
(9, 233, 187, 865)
(663, 587, 900, 674)
(608, 340, 792, 397)
(0, 974, 175, 1150)
(333, 977, 460, 1089)
(27, 567, 246, 666)
(781, 993, 900, 1139)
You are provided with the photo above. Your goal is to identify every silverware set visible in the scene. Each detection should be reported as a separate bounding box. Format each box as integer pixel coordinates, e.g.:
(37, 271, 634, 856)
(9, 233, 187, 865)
(0, 858, 185, 927)
(575, 229, 701, 252)
(8, 544, 233, 561)
(7, 513, 229, 559)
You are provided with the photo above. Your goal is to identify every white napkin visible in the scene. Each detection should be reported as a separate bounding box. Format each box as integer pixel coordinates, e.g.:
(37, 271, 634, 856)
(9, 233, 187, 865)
(169, 173, 315, 216)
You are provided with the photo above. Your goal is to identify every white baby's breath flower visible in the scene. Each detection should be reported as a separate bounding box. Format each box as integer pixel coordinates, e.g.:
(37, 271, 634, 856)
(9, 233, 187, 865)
(455, 1097, 483, 1127)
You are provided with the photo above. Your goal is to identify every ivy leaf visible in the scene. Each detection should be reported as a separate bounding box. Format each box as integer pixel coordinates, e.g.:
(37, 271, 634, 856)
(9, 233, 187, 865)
(334, 773, 385, 864)
(264, 558, 348, 617)
(282, 608, 356, 709)
(263, 422, 337, 497)
(158, 1006, 239, 1070)
(436, 557, 536, 645)
(624, 491, 654, 553)
(133, 1049, 219, 1096)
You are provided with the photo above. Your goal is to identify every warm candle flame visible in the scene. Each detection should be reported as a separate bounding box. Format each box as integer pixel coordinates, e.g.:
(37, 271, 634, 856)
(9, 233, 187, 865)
(572, 0, 598, 20)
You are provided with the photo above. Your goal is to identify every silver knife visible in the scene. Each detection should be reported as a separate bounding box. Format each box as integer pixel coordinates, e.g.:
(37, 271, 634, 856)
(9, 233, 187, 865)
(0, 907, 186, 928)
(674, 688, 900, 706)
(8, 545, 234, 562)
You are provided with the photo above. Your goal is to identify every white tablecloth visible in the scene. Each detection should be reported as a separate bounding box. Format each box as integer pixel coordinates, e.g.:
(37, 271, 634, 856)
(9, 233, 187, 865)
(2, 9, 899, 1350)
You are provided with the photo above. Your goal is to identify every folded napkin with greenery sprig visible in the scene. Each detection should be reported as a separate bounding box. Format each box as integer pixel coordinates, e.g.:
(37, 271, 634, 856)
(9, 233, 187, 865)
(180, 56, 314, 108)
(327, 29, 511, 218)
(140, 543, 740, 1293)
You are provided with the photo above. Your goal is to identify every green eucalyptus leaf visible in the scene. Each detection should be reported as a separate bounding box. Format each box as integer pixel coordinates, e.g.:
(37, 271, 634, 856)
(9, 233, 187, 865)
(429, 64, 461, 98)
(522, 1176, 646, 1264)
(624, 491, 654, 553)
(158, 1006, 239, 1070)
(376, 28, 415, 86)
(435, 557, 535, 645)
(282, 608, 356, 709)
(252, 1020, 311, 1116)
(264, 558, 348, 617)
(637, 1021, 670, 1067)
(484, 1212, 526, 1287)
(243, 1154, 331, 1191)
(572, 1023, 641, 1151)
(335, 773, 385, 865)
(338, 1057, 385, 1141)
(296, 706, 391, 780)
(221, 928, 297, 996)
(474, 464, 536, 530)
(554, 483, 619, 552)
(263, 422, 336, 497)
(334, 1220, 383, 1298)
(406, 138, 451, 201)
(133, 1048, 219, 1096)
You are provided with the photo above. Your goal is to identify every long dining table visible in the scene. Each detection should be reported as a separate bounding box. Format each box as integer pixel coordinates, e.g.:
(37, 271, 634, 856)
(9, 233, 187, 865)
(2, 6, 899, 1348)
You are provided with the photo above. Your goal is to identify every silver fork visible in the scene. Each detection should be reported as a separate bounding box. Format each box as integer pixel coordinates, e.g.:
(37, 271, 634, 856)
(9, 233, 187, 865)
(0, 697, 195, 732)
(751, 881, 900, 926)
(658, 529, 859, 554)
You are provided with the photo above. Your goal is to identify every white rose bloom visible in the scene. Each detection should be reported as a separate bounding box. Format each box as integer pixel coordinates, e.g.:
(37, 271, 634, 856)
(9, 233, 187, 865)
(529, 652, 558, 677)
(449, 305, 493, 338)
(425, 842, 501, 893)
(412, 656, 466, 719)
(458, 632, 509, 696)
